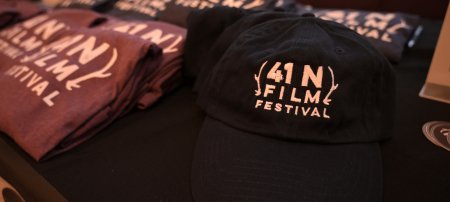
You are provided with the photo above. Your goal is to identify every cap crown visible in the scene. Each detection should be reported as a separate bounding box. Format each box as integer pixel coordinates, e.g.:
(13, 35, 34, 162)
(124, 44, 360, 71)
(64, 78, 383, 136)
(199, 16, 395, 143)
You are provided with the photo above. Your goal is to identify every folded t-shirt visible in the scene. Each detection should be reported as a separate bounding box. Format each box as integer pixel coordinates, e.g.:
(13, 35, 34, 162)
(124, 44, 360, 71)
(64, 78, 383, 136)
(105, 0, 296, 27)
(0, 9, 107, 71)
(0, 0, 46, 28)
(47, 34, 162, 157)
(105, 0, 164, 20)
(0, 9, 163, 161)
(100, 18, 187, 109)
(303, 8, 420, 62)
(160, 0, 291, 27)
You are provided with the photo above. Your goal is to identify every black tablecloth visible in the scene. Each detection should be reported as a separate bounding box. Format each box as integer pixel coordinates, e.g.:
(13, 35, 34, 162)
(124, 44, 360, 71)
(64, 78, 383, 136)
(1, 18, 449, 202)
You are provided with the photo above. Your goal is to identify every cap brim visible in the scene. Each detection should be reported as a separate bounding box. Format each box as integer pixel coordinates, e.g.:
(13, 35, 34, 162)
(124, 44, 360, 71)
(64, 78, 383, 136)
(192, 116, 382, 202)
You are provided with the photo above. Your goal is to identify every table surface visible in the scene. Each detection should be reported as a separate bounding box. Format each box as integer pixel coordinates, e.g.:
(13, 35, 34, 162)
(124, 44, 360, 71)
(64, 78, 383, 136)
(1, 18, 450, 202)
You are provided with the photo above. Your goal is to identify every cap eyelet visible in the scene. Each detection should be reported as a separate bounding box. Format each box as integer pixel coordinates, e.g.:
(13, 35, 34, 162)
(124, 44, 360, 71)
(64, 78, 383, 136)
(335, 47, 345, 55)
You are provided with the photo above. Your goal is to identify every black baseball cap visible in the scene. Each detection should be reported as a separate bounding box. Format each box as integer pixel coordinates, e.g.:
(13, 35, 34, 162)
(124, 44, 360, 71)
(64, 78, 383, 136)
(183, 7, 301, 83)
(189, 8, 395, 202)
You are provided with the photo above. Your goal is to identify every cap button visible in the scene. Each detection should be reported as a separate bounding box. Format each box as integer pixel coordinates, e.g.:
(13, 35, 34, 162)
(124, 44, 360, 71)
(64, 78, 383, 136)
(301, 13, 315, 17)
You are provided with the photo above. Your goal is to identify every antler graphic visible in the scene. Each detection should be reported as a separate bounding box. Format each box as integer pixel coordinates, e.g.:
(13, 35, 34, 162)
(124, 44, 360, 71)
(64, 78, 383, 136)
(387, 20, 410, 34)
(441, 128, 450, 136)
(254, 61, 267, 96)
(323, 66, 339, 105)
(65, 48, 118, 91)
(441, 128, 450, 144)
(243, 0, 264, 9)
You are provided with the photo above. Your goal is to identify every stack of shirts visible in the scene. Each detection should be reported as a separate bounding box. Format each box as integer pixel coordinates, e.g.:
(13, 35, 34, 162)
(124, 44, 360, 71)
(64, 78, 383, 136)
(50, 0, 421, 63)
(0, 9, 169, 161)
(52, 0, 297, 27)
(99, 18, 186, 109)
(0, 0, 45, 28)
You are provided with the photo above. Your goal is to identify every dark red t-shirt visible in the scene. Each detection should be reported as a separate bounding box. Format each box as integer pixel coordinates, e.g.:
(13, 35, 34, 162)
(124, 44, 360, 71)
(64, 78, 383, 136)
(0, 9, 107, 71)
(0, 10, 162, 161)
(100, 18, 186, 109)
(0, 0, 45, 28)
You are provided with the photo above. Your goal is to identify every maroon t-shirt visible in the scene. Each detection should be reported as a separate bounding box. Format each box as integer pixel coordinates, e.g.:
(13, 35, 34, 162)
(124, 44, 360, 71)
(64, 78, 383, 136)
(100, 18, 186, 109)
(0, 11, 162, 161)
(0, 0, 45, 28)
(0, 9, 107, 72)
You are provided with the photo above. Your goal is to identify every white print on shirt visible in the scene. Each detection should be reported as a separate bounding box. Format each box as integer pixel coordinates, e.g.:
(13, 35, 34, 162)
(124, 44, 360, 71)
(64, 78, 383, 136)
(4, 65, 60, 107)
(104, 22, 183, 53)
(0, 14, 70, 58)
(315, 10, 411, 43)
(115, 0, 171, 17)
(174, 0, 264, 9)
(114, 0, 266, 17)
(254, 61, 338, 119)
(59, 0, 96, 7)
(65, 48, 117, 91)
(0, 15, 123, 107)
(2, 34, 118, 107)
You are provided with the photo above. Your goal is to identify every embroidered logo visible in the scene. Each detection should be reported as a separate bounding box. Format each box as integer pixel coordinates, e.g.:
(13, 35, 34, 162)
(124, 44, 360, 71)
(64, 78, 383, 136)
(422, 121, 450, 152)
(253, 61, 338, 119)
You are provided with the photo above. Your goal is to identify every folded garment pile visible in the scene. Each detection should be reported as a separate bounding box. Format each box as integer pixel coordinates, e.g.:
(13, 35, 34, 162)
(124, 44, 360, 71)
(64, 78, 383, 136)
(0, 3, 186, 160)
(55, 0, 297, 26)
(54, 0, 421, 63)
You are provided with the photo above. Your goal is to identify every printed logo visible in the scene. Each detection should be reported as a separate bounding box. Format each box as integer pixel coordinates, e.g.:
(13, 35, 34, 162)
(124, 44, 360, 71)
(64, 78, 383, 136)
(174, 0, 265, 9)
(314, 10, 411, 43)
(254, 61, 338, 119)
(115, 0, 172, 17)
(422, 121, 450, 152)
(114, 0, 266, 17)
(0, 15, 118, 107)
(103, 21, 184, 54)
(59, 0, 96, 7)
